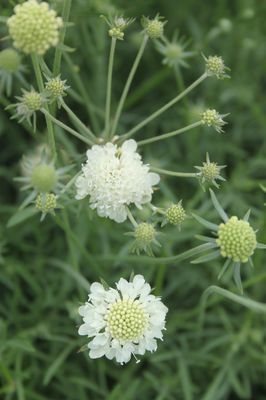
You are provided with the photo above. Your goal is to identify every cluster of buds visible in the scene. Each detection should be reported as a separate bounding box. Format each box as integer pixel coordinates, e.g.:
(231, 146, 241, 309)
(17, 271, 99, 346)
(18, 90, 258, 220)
(203, 54, 230, 79)
(102, 16, 135, 40)
(195, 153, 226, 189)
(201, 109, 228, 133)
(141, 15, 166, 39)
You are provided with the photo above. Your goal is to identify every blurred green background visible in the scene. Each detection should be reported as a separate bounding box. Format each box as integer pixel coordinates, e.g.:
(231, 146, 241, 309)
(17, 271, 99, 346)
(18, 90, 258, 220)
(1, 0, 266, 399)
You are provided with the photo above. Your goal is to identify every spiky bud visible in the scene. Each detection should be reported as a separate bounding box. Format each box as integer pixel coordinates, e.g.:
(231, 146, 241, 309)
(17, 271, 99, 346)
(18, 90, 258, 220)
(216, 216, 257, 263)
(0, 48, 21, 73)
(204, 55, 229, 79)
(134, 223, 155, 245)
(201, 162, 220, 182)
(166, 203, 186, 226)
(22, 90, 43, 111)
(45, 77, 67, 99)
(142, 16, 166, 39)
(7, 0, 63, 55)
(36, 193, 57, 213)
(31, 164, 57, 193)
(201, 109, 227, 133)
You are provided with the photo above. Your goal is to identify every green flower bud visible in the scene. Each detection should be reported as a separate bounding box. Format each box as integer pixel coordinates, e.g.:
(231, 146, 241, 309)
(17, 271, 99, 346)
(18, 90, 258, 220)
(135, 223, 155, 245)
(45, 77, 67, 99)
(31, 164, 57, 192)
(201, 162, 220, 182)
(36, 193, 57, 213)
(142, 16, 166, 39)
(166, 203, 186, 226)
(201, 109, 227, 133)
(108, 28, 124, 40)
(204, 55, 230, 79)
(0, 48, 21, 73)
(216, 216, 257, 263)
(22, 90, 43, 111)
(7, 0, 63, 55)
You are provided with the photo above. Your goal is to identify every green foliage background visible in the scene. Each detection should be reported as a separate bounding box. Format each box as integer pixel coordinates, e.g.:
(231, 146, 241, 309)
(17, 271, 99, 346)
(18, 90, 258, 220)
(1, 0, 266, 399)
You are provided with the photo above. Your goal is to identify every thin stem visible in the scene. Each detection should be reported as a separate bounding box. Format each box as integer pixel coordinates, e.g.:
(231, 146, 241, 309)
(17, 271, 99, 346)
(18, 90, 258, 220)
(105, 37, 116, 139)
(41, 108, 93, 146)
(138, 121, 202, 146)
(126, 207, 138, 228)
(31, 54, 56, 158)
(120, 72, 208, 141)
(61, 99, 97, 142)
(53, 0, 72, 77)
(150, 166, 198, 178)
(63, 52, 101, 133)
(110, 34, 149, 138)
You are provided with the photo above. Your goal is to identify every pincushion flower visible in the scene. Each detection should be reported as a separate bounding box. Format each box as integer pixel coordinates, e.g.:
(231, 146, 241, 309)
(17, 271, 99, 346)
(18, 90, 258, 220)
(78, 275, 168, 364)
(75, 139, 160, 223)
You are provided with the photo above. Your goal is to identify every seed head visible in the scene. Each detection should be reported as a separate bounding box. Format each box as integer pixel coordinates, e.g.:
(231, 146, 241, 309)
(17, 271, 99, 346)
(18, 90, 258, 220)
(217, 216, 257, 263)
(31, 164, 57, 193)
(0, 49, 21, 73)
(7, 0, 63, 55)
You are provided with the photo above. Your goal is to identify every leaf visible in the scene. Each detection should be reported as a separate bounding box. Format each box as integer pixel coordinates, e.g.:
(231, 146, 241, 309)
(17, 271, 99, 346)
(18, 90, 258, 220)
(7, 207, 38, 228)
(209, 189, 228, 222)
(192, 213, 219, 231)
(191, 250, 220, 264)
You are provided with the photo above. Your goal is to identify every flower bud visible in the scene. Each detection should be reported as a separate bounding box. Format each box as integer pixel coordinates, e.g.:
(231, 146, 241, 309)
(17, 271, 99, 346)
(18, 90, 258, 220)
(31, 164, 57, 193)
(204, 55, 229, 79)
(201, 109, 227, 133)
(36, 193, 57, 214)
(216, 216, 257, 263)
(45, 77, 67, 99)
(0, 48, 21, 73)
(142, 16, 166, 39)
(134, 223, 155, 245)
(165, 203, 186, 226)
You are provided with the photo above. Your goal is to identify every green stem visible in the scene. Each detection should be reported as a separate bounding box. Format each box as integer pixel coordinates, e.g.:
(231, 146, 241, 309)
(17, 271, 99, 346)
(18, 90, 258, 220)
(63, 52, 101, 133)
(110, 34, 148, 138)
(53, 0, 72, 77)
(120, 72, 207, 141)
(61, 99, 97, 142)
(41, 108, 93, 146)
(126, 207, 138, 228)
(150, 166, 198, 178)
(105, 37, 116, 139)
(138, 121, 202, 146)
(31, 54, 56, 158)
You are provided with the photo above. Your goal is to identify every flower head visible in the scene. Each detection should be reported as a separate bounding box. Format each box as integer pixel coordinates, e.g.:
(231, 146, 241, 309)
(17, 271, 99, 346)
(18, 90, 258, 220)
(192, 190, 266, 292)
(155, 33, 194, 69)
(142, 15, 166, 39)
(78, 275, 168, 364)
(203, 54, 230, 79)
(36, 192, 57, 220)
(7, 0, 63, 55)
(45, 76, 68, 101)
(201, 109, 228, 133)
(75, 139, 160, 223)
(195, 153, 226, 189)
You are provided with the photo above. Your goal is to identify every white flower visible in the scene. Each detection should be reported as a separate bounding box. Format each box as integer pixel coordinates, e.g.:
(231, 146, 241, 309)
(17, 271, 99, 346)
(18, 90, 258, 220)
(75, 139, 160, 223)
(78, 275, 168, 364)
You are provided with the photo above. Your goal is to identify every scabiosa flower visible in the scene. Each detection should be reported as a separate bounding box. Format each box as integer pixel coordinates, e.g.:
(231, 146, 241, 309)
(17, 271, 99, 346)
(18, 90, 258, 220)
(75, 139, 160, 223)
(142, 15, 166, 39)
(7, 0, 63, 55)
(203, 54, 230, 79)
(195, 153, 226, 189)
(155, 32, 194, 69)
(78, 275, 168, 364)
(192, 190, 266, 293)
(201, 109, 228, 133)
